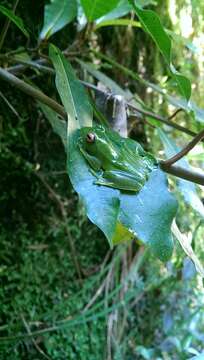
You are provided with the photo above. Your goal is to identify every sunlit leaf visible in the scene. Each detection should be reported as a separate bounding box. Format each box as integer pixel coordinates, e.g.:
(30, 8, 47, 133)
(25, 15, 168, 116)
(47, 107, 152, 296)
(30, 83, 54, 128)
(128, 1, 191, 101)
(96, 0, 131, 23)
(0, 5, 29, 38)
(96, 0, 157, 24)
(80, 0, 120, 21)
(39, 0, 77, 40)
(112, 222, 134, 245)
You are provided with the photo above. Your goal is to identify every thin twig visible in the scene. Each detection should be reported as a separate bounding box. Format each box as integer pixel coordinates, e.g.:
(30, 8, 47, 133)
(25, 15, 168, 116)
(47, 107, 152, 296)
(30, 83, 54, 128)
(167, 108, 183, 121)
(0, 67, 66, 118)
(160, 163, 204, 185)
(128, 102, 197, 138)
(21, 314, 51, 360)
(161, 128, 204, 166)
(82, 279, 106, 313)
(0, 90, 22, 120)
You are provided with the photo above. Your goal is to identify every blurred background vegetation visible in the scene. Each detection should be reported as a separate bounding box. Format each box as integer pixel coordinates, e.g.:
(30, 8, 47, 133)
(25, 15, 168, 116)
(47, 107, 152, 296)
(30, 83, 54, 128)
(0, 0, 204, 359)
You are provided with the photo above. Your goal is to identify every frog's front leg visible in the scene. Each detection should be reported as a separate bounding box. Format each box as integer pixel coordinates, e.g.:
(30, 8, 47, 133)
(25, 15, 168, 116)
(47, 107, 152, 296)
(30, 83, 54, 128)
(94, 170, 144, 192)
(79, 145, 101, 171)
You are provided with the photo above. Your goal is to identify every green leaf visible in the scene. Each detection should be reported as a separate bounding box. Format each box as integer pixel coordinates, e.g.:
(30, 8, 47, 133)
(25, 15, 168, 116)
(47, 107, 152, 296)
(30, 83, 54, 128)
(0, 5, 29, 38)
(119, 168, 177, 261)
(39, 0, 77, 40)
(49, 44, 121, 245)
(158, 129, 204, 219)
(96, 0, 132, 23)
(80, 0, 121, 21)
(49, 45, 177, 259)
(112, 222, 134, 245)
(95, 0, 157, 24)
(128, 1, 191, 101)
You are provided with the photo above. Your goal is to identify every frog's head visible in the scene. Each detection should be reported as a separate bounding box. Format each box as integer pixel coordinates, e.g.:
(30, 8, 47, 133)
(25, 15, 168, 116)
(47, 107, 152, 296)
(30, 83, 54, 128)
(78, 125, 113, 157)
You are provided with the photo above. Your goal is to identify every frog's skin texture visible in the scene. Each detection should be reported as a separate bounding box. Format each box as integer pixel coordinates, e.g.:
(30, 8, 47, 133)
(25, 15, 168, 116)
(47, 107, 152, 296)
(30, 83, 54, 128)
(78, 125, 157, 192)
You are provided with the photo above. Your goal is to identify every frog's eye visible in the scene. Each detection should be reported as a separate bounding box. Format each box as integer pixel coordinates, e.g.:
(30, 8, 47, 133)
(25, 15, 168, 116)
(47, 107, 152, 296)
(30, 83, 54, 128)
(86, 132, 95, 143)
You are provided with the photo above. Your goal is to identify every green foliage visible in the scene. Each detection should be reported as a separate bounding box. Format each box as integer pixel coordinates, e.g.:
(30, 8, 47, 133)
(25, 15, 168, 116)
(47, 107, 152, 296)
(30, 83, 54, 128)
(80, 0, 121, 21)
(49, 46, 178, 260)
(129, 0, 191, 101)
(39, 0, 77, 40)
(0, 5, 29, 38)
(0, 0, 204, 358)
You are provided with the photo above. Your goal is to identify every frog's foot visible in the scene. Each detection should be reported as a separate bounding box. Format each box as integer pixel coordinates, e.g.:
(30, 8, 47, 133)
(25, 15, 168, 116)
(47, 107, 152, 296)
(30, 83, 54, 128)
(89, 168, 103, 179)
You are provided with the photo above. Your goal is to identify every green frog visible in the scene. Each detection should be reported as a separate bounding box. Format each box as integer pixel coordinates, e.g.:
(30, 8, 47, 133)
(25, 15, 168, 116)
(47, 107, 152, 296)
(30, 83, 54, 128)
(78, 125, 157, 192)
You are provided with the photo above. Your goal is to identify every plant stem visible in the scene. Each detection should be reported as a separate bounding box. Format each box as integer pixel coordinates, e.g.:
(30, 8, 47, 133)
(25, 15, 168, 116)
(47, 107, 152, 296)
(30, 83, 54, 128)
(128, 103, 196, 138)
(161, 129, 204, 166)
(0, 67, 66, 118)
(159, 163, 204, 185)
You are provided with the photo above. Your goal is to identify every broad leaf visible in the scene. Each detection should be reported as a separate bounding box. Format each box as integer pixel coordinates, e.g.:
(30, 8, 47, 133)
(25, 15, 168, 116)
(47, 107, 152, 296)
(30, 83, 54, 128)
(158, 129, 204, 219)
(49, 46, 177, 260)
(0, 5, 29, 38)
(128, 1, 191, 101)
(80, 0, 120, 21)
(40, 0, 77, 40)
(49, 44, 121, 245)
(96, 0, 131, 23)
(119, 168, 178, 261)
(96, 0, 156, 24)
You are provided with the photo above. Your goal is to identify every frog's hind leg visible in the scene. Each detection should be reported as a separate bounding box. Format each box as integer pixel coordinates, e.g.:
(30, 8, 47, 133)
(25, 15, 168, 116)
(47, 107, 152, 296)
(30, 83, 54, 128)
(94, 177, 116, 189)
(95, 170, 143, 192)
